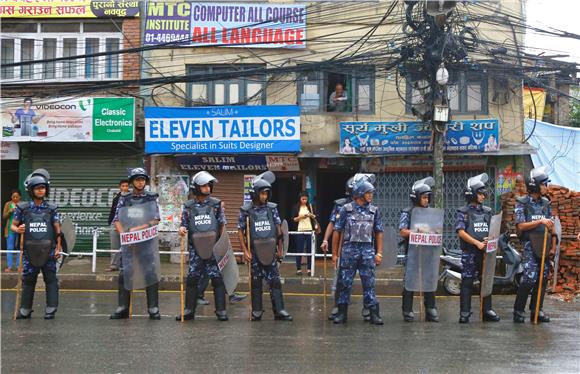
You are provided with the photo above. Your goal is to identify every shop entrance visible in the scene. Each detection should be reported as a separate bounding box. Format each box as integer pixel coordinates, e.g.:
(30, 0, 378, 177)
(271, 173, 303, 223)
(316, 170, 353, 253)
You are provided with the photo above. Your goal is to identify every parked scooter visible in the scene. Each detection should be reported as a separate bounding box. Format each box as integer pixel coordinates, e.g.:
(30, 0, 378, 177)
(439, 233, 523, 295)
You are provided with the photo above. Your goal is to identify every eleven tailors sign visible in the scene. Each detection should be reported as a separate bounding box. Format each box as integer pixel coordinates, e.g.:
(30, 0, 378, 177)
(144, 2, 306, 48)
(0, 0, 139, 18)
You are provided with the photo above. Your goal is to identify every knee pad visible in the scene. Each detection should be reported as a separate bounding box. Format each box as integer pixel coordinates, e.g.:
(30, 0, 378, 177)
(270, 278, 282, 290)
(43, 271, 58, 285)
(23, 275, 38, 287)
(211, 277, 224, 288)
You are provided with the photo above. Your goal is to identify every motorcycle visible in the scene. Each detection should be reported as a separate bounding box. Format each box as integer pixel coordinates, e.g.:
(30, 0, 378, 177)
(439, 233, 523, 295)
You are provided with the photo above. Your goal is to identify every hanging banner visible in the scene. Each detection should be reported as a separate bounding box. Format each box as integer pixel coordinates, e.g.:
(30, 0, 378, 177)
(0, 141, 19, 160)
(144, 2, 306, 49)
(145, 105, 300, 154)
(0, 1, 140, 18)
(1, 97, 135, 142)
(340, 119, 500, 154)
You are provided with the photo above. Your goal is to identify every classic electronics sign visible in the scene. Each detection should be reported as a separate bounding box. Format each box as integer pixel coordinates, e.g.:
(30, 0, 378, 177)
(144, 2, 306, 48)
(145, 105, 300, 154)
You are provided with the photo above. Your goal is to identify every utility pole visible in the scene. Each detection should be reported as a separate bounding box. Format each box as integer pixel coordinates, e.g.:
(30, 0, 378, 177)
(402, 1, 463, 209)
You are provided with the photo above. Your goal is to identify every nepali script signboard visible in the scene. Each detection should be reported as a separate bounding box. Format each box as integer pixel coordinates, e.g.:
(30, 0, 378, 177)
(339, 119, 500, 154)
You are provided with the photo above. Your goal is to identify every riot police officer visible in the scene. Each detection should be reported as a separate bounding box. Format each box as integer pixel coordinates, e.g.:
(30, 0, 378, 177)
(110, 168, 161, 320)
(399, 177, 438, 322)
(176, 171, 228, 322)
(332, 174, 384, 325)
(321, 177, 356, 321)
(513, 166, 556, 323)
(455, 173, 500, 323)
(238, 172, 292, 321)
(12, 169, 62, 320)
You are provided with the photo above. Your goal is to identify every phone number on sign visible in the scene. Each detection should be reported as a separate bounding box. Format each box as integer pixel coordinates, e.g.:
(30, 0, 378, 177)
(144, 33, 189, 44)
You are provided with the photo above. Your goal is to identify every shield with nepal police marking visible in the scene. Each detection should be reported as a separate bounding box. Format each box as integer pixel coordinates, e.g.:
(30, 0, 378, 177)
(118, 201, 160, 290)
(213, 228, 239, 295)
(404, 207, 444, 292)
(480, 212, 502, 298)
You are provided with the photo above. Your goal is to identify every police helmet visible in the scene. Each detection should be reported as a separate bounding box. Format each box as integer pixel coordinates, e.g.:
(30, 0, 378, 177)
(345, 177, 355, 196)
(128, 167, 150, 184)
(31, 168, 50, 181)
(352, 174, 376, 199)
(24, 174, 50, 198)
(526, 165, 551, 193)
(190, 171, 217, 196)
(250, 171, 276, 201)
(464, 173, 489, 202)
(410, 176, 434, 205)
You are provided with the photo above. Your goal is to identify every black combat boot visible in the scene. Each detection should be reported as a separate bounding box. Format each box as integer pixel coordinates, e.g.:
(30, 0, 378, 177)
(333, 303, 348, 324)
(176, 276, 198, 321)
(44, 271, 59, 320)
(513, 282, 532, 323)
(251, 277, 264, 321)
(328, 287, 340, 321)
(110, 273, 130, 319)
(424, 292, 439, 322)
(459, 278, 473, 323)
(402, 289, 415, 322)
(16, 275, 37, 319)
(362, 307, 371, 322)
(212, 277, 229, 321)
(369, 304, 384, 325)
(146, 283, 161, 320)
(530, 278, 550, 323)
(271, 282, 292, 321)
(482, 295, 500, 322)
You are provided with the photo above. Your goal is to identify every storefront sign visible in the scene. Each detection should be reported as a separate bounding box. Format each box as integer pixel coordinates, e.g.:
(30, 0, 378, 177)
(1, 97, 135, 142)
(495, 165, 523, 196)
(145, 105, 301, 154)
(0, 0, 139, 18)
(144, 2, 306, 48)
(0, 141, 19, 160)
(340, 119, 500, 154)
(176, 155, 300, 171)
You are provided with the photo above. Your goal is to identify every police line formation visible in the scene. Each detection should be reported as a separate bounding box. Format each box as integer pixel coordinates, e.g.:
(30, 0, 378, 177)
(12, 166, 559, 326)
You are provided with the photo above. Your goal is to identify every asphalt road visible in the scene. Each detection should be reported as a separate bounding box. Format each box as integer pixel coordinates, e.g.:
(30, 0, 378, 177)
(1, 290, 579, 373)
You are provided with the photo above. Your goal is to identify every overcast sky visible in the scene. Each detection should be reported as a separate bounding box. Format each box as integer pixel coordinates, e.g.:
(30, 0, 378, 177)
(525, 0, 580, 64)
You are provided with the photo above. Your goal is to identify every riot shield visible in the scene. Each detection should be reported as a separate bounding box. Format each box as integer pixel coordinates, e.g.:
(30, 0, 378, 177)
(213, 228, 239, 295)
(529, 227, 549, 258)
(61, 216, 76, 253)
(480, 212, 502, 298)
(551, 217, 562, 289)
(281, 219, 289, 258)
(254, 238, 277, 265)
(191, 231, 217, 260)
(381, 226, 398, 268)
(404, 207, 444, 293)
(110, 226, 121, 251)
(118, 201, 161, 290)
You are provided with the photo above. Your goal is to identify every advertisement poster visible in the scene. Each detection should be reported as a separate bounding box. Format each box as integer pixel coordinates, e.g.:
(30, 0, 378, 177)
(340, 119, 500, 154)
(157, 175, 189, 232)
(0, 0, 139, 18)
(1, 97, 135, 142)
(145, 105, 300, 154)
(244, 175, 256, 202)
(144, 2, 306, 48)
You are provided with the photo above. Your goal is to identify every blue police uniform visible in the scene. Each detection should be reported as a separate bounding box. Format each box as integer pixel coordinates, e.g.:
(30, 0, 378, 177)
(455, 203, 491, 279)
(181, 197, 227, 279)
(13, 200, 61, 318)
(512, 195, 554, 322)
(334, 201, 383, 308)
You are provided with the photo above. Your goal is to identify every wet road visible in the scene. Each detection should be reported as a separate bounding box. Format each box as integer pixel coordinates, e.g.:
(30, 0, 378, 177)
(1, 291, 579, 373)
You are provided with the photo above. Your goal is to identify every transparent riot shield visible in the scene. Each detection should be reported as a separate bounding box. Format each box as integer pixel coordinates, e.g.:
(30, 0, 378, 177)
(480, 212, 502, 298)
(213, 229, 240, 295)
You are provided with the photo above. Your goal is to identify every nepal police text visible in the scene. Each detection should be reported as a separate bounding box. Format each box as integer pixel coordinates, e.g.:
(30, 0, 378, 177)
(148, 118, 297, 139)
(474, 222, 489, 232)
(29, 222, 48, 232)
(195, 215, 212, 225)
(255, 221, 271, 231)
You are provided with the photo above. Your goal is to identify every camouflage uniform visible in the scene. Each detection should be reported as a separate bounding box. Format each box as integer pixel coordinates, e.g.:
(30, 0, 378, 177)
(334, 202, 384, 307)
(181, 198, 227, 279)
